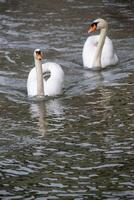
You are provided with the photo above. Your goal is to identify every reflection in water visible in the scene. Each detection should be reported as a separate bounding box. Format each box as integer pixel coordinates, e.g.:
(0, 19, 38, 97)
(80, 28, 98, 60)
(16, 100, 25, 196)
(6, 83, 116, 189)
(82, 70, 113, 129)
(0, 0, 134, 199)
(96, 86, 113, 126)
(29, 99, 64, 136)
(30, 101, 47, 136)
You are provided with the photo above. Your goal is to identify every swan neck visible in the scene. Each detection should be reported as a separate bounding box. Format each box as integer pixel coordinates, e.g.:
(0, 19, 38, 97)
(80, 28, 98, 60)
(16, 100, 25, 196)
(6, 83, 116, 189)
(35, 59, 44, 96)
(92, 27, 107, 68)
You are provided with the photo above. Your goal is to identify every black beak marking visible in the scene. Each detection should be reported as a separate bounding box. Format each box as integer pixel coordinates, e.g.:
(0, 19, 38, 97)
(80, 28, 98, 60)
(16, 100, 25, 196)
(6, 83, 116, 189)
(91, 22, 98, 27)
(36, 50, 41, 55)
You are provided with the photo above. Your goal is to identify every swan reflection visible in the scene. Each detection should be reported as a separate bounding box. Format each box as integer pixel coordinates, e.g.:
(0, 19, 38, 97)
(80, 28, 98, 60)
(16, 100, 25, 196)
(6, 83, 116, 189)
(29, 99, 64, 136)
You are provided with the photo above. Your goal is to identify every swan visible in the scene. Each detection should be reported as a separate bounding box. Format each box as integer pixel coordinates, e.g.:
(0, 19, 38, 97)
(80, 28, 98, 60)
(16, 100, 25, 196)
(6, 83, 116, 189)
(27, 49, 64, 97)
(82, 18, 118, 69)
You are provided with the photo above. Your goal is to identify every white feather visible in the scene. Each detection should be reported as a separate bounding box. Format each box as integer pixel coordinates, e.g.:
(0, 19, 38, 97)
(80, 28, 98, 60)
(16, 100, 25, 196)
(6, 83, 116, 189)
(27, 62, 64, 97)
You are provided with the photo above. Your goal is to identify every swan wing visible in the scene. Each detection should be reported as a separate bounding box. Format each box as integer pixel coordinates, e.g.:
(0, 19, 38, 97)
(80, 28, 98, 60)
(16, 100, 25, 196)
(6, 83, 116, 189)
(42, 62, 64, 96)
(82, 35, 98, 68)
(101, 37, 118, 68)
(27, 67, 38, 96)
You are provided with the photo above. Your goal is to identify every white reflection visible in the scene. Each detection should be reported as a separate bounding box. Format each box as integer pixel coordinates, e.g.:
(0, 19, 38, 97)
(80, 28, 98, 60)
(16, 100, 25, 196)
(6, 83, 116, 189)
(29, 98, 64, 136)
(45, 99, 64, 116)
(83, 69, 114, 136)
(83, 67, 119, 89)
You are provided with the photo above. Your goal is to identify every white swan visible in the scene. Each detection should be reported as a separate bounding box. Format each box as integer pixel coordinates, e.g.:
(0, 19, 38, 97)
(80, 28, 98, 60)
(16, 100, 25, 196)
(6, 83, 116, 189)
(27, 49, 64, 97)
(82, 18, 118, 69)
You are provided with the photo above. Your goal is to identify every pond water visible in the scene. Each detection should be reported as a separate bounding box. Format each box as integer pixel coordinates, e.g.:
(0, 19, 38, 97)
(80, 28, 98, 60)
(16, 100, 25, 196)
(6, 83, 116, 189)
(0, 0, 134, 199)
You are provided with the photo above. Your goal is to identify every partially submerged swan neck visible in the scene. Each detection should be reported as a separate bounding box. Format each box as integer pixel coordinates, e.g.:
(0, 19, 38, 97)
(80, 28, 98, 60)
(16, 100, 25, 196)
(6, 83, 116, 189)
(34, 49, 44, 96)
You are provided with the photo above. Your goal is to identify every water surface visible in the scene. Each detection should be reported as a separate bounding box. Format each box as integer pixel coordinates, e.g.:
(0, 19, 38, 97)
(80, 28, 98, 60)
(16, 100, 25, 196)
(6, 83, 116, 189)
(0, 0, 134, 199)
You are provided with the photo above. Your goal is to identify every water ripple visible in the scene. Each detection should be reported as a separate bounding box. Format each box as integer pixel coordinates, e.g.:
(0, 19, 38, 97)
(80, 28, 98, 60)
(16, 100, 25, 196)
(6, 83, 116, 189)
(0, 0, 134, 199)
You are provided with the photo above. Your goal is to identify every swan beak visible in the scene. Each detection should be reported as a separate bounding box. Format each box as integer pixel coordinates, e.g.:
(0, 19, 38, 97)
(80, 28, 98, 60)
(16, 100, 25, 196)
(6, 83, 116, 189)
(88, 23, 97, 33)
(36, 52, 43, 61)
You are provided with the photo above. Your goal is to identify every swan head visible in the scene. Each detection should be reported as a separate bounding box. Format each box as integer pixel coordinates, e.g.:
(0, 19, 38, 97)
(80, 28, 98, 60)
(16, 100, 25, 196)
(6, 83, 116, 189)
(88, 18, 108, 33)
(34, 49, 43, 61)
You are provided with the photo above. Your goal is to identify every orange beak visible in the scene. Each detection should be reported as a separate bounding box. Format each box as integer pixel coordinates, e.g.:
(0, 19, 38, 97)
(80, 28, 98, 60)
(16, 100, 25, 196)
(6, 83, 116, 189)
(36, 52, 43, 61)
(88, 23, 97, 33)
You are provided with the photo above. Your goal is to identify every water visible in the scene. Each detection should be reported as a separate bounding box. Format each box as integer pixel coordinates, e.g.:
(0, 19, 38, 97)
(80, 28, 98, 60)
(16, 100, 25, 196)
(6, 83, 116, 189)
(0, 0, 134, 199)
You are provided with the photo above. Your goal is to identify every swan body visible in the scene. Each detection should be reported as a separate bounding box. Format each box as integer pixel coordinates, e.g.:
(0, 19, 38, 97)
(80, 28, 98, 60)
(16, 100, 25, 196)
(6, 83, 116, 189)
(82, 18, 118, 69)
(27, 49, 64, 97)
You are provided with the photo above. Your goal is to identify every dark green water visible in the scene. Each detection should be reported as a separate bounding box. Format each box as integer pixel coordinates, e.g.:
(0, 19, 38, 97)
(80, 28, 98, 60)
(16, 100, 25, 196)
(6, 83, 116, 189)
(0, 0, 134, 199)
